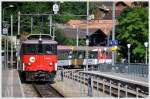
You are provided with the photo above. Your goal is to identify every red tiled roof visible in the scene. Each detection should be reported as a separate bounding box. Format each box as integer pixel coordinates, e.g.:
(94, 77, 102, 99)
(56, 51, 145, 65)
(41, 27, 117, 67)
(102, 10, 123, 20)
(66, 19, 116, 35)
(124, 2, 132, 6)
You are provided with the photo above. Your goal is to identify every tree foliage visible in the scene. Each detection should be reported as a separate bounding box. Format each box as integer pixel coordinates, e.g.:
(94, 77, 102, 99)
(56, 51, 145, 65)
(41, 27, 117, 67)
(116, 7, 148, 62)
(2, 2, 92, 46)
(55, 29, 85, 45)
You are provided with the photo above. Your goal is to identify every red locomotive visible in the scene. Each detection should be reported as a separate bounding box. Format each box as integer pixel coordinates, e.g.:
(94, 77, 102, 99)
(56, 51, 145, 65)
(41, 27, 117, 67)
(20, 34, 57, 82)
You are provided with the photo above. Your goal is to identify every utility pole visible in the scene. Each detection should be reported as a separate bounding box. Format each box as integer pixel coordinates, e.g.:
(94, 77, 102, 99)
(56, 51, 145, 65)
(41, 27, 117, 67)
(52, 24, 55, 40)
(76, 26, 79, 47)
(86, 0, 89, 71)
(49, 15, 52, 36)
(41, 16, 44, 34)
(11, 15, 13, 69)
(31, 17, 33, 34)
(18, 11, 20, 36)
(112, 2, 116, 66)
(17, 11, 20, 70)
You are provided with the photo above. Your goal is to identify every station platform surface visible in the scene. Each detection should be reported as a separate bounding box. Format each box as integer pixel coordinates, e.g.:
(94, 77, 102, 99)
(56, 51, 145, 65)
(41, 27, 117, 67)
(2, 69, 24, 97)
(51, 70, 148, 97)
(80, 71, 148, 87)
(51, 72, 110, 97)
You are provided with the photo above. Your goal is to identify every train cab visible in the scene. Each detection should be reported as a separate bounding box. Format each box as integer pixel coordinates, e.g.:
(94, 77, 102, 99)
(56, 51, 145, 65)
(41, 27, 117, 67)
(20, 34, 57, 81)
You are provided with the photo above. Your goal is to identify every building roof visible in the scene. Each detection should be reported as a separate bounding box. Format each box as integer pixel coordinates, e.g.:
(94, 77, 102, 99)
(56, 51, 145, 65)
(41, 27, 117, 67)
(64, 2, 133, 37)
(58, 2, 134, 40)
(102, 10, 123, 20)
(66, 20, 114, 36)
(58, 27, 99, 39)
(120, 2, 132, 7)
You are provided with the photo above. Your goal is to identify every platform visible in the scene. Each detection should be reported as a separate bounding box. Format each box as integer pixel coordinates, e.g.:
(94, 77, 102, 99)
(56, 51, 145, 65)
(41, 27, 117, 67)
(2, 69, 24, 97)
(80, 71, 148, 87)
(51, 71, 110, 97)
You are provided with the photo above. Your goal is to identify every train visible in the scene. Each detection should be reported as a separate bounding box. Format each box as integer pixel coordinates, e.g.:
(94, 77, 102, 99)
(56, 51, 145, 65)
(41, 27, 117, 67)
(58, 58, 112, 68)
(57, 46, 112, 68)
(20, 34, 57, 82)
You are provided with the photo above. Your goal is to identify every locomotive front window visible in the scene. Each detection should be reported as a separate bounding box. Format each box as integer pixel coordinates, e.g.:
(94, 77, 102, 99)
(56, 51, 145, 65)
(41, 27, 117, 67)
(22, 44, 57, 55)
(44, 44, 57, 54)
(23, 44, 37, 55)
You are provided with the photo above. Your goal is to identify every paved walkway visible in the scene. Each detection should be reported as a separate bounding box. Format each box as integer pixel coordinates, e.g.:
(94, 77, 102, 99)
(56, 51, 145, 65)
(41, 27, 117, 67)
(2, 69, 24, 97)
(51, 71, 110, 97)
(81, 71, 148, 87)
(51, 70, 148, 97)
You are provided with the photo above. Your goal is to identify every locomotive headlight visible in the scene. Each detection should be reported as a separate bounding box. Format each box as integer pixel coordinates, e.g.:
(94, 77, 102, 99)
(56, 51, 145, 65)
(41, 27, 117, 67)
(28, 62, 31, 66)
(49, 62, 53, 65)
(29, 57, 36, 63)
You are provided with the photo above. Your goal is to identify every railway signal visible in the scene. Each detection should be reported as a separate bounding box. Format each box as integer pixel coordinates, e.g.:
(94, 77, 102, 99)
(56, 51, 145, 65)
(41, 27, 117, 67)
(53, 3, 59, 14)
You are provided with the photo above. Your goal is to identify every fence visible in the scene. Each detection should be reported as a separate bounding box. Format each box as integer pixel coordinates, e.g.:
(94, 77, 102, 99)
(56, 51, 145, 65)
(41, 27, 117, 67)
(56, 68, 148, 97)
(88, 63, 148, 78)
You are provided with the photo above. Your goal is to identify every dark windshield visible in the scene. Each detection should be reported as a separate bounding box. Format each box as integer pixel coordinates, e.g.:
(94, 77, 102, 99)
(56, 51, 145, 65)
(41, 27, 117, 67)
(27, 35, 52, 40)
(22, 44, 57, 55)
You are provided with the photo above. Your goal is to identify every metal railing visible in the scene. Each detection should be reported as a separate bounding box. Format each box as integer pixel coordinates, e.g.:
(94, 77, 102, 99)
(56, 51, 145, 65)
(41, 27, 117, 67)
(88, 63, 148, 78)
(55, 69, 148, 97)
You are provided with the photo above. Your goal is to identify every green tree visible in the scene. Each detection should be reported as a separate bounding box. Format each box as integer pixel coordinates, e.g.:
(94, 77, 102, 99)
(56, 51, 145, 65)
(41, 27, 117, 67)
(116, 7, 148, 62)
(2, 2, 87, 33)
(55, 29, 76, 45)
(2, 2, 94, 45)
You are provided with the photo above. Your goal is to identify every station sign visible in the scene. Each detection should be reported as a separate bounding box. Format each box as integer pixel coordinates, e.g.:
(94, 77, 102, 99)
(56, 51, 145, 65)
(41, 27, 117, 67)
(3, 28, 8, 35)
(110, 40, 118, 46)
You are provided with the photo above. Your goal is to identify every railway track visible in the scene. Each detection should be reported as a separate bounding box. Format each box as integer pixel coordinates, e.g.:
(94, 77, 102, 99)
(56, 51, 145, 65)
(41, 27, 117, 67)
(33, 83, 64, 97)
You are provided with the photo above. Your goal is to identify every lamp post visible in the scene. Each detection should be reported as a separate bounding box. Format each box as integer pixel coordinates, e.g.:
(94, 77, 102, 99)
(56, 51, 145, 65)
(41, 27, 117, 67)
(127, 44, 131, 64)
(3, 5, 14, 69)
(144, 42, 148, 64)
(3, 5, 14, 21)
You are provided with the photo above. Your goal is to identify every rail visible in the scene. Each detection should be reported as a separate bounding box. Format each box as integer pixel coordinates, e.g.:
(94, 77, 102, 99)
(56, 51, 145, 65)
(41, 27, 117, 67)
(33, 83, 64, 97)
